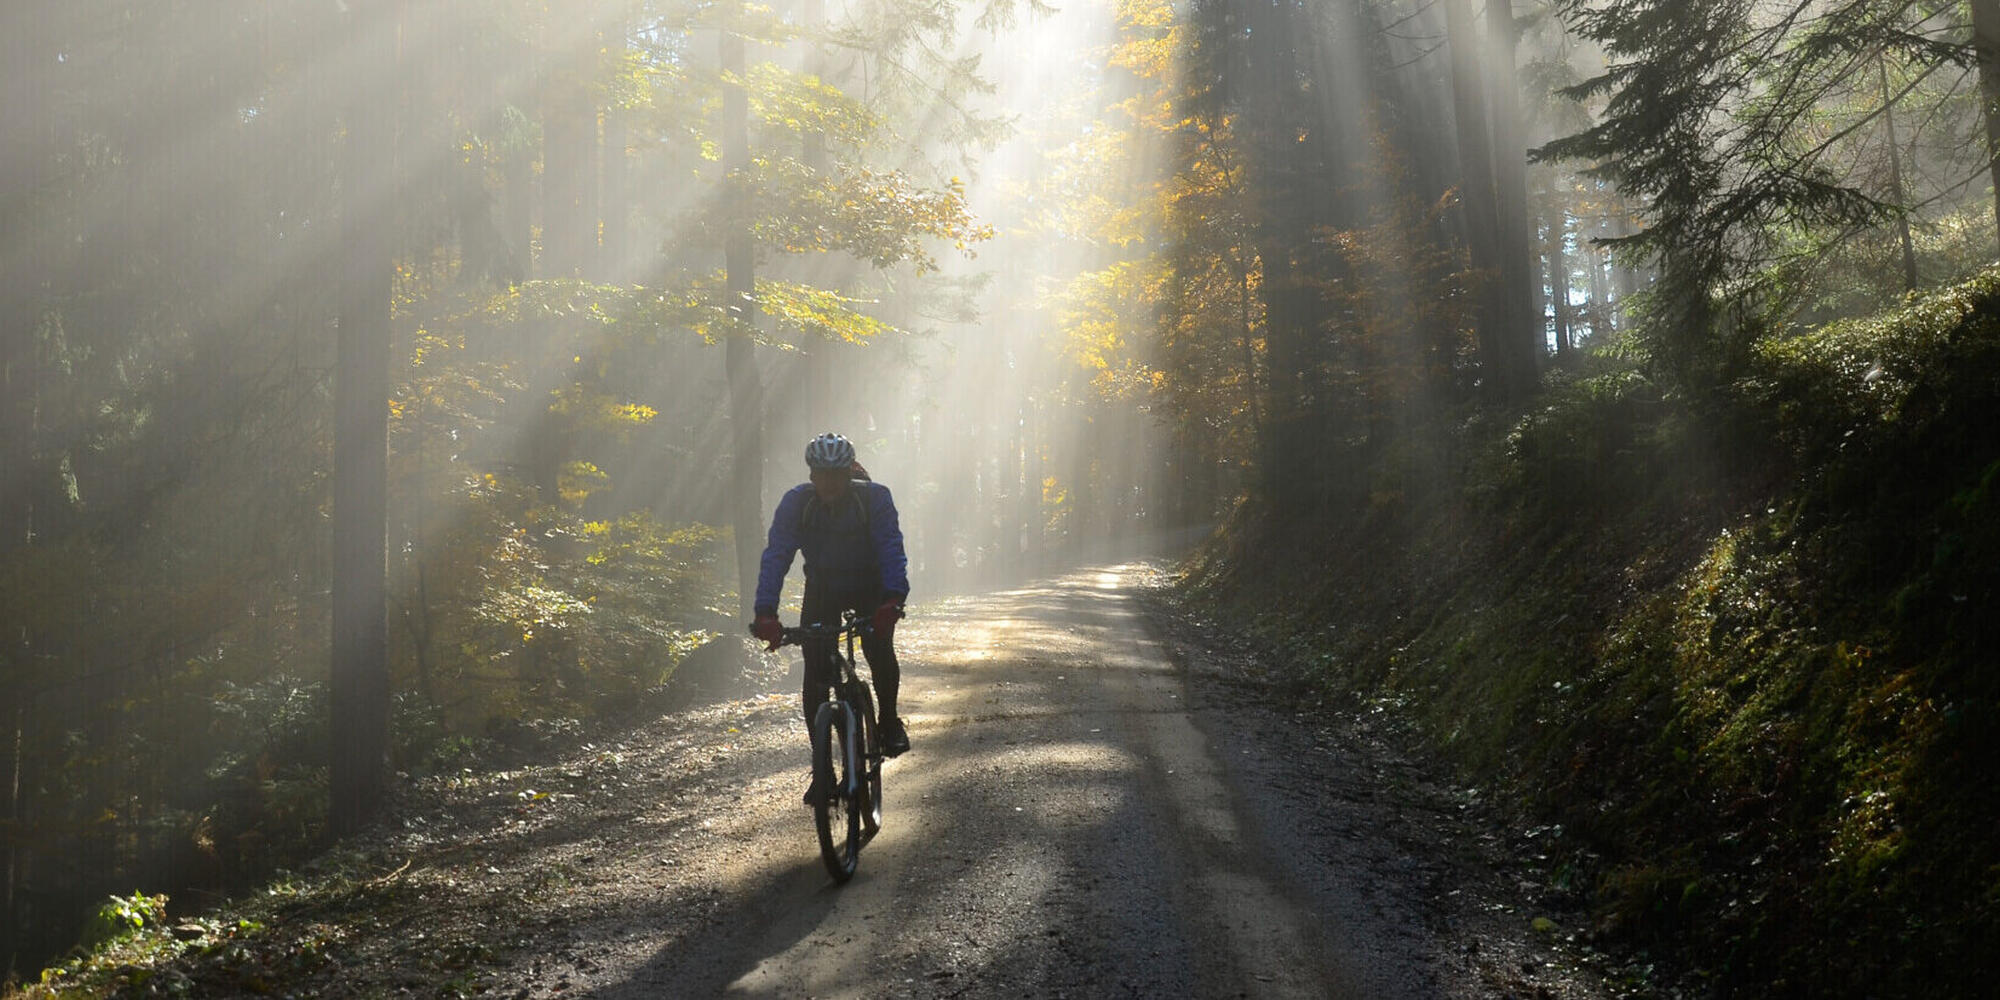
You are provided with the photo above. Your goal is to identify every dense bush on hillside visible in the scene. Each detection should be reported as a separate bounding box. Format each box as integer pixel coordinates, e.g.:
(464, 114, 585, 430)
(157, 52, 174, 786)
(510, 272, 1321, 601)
(1186, 267, 2000, 997)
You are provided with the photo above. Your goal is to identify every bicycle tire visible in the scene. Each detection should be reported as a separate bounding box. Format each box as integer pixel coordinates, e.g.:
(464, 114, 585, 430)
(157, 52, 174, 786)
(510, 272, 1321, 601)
(852, 681, 883, 836)
(812, 701, 861, 882)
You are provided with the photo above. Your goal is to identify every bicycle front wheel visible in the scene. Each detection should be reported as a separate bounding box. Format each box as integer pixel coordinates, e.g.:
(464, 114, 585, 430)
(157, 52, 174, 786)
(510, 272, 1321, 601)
(852, 682, 883, 836)
(811, 702, 861, 883)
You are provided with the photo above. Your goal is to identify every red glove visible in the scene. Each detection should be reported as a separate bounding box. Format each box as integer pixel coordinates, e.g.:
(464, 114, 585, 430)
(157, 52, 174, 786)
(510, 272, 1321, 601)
(751, 614, 783, 651)
(871, 600, 903, 638)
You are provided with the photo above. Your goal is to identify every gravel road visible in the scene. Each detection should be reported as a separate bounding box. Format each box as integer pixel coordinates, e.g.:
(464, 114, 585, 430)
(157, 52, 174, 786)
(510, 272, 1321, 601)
(444, 563, 1629, 1000)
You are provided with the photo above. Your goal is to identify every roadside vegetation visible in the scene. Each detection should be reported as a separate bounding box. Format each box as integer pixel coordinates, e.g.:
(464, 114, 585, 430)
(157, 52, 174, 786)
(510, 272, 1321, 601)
(1181, 266, 2000, 997)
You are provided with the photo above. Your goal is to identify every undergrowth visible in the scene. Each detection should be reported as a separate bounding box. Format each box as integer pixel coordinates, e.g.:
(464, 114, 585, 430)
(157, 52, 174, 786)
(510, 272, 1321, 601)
(1183, 266, 2000, 997)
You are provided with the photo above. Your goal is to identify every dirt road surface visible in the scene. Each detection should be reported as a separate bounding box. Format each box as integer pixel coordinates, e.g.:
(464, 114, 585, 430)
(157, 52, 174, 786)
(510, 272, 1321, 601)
(449, 564, 1625, 1000)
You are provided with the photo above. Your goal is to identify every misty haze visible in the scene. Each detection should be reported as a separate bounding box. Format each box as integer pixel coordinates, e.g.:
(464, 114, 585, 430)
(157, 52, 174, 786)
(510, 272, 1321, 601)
(5, 2, 1999, 998)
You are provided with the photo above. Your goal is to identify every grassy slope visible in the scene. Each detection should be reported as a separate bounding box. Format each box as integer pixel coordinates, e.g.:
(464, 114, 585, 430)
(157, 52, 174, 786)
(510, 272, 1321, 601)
(1184, 269, 2000, 997)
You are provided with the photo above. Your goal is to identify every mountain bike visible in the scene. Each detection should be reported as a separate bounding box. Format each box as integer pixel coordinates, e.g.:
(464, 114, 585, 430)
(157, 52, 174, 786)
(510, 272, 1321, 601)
(772, 610, 883, 882)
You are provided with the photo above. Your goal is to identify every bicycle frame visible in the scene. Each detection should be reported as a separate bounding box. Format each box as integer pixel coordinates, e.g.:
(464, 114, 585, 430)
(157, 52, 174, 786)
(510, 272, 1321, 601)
(790, 612, 876, 791)
(770, 609, 883, 880)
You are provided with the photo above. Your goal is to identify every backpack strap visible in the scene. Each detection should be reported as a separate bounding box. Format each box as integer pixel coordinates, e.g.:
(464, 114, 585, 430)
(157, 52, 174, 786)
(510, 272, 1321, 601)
(799, 486, 869, 533)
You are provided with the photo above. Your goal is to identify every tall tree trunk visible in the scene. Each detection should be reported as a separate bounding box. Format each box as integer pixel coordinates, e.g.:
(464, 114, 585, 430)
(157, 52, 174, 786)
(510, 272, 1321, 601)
(1024, 397, 1046, 575)
(1484, 0, 1538, 394)
(404, 448, 438, 707)
(4, 704, 22, 979)
(1069, 414, 1098, 557)
(1234, 259, 1266, 441)
(505, 140, 535, 282)
(1607, 198, 1641, 327)
(1876, 54, 1918, 291)
(722, 10, 764, 617)
(1235, 0, 1317, 511)
(1010, 402, 1030, 579)
(1547, 209, 1573, 363)
(1586, 233, 1611, 340)
(541, 50, 596, 279)
(1974, 0, 2000, 254)
(1443, 0, 1508, 399)
(0, 3, 51, 556)
(602, 106, 630, 282)
(331, 0, 397, 839)
(0, 303, 33, 556)
(528, 33, 599, 508)
(797, 0, 835, 450)
(1256, 244, 1313, 491)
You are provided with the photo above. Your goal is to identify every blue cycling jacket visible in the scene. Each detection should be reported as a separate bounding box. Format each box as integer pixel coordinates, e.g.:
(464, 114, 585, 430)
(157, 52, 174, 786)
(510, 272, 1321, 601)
(754, 480, 909, 616)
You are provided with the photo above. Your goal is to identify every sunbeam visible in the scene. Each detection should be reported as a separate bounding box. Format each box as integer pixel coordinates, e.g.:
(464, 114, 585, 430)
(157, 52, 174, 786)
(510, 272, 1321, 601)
(9, 0, 2000, 991)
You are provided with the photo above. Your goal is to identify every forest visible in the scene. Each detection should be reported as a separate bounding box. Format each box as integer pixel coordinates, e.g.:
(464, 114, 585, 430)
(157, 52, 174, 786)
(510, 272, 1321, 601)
(4, 0, 1998, 996)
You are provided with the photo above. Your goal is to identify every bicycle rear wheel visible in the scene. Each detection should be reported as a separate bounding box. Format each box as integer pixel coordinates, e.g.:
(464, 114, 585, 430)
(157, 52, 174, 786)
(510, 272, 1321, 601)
(811, 702, 861, 883)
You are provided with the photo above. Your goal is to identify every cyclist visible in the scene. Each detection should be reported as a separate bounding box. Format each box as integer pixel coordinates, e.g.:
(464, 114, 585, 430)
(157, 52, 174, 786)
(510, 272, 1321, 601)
(750, 433, 911, 802)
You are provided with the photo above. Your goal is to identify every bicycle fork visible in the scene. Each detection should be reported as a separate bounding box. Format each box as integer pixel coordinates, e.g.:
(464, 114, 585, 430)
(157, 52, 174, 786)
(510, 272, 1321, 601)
(813, 700, 861, 799)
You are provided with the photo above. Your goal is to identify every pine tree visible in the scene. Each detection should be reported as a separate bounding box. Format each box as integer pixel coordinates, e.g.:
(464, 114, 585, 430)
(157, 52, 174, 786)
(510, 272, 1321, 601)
(1542, 0, 1980, 374)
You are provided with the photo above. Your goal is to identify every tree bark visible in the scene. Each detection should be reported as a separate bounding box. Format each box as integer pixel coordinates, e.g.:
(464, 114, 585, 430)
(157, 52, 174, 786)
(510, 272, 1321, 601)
(796, 0, 835, 452)
(1586, 233, 1611, 340)
(1011, 401, 1032, 579)
(1069, 414, 1098, 554)
(540, 47, 596, 279)
(1238, 0, 1316, 510)
(1024, 397, 1046, 575)
(1875, 55, 1918, 292)
(526, 23, 602, 508)
(1234, 260, 1266, 441)
(505, 138, 535, 282)
(1974, 0, 2000, 254)
(1484, 0, 1539, 393)
(4, 704, 22, 979)
(1606, 201, 1642, 328)
(722, 10, 764, 617)
(0, 3, 51, 556)
(1547, 209, 1573, 362)
(1443, 0, 1509, 399)
(602, 104, 630, 282)
(330, 0, 397, 839)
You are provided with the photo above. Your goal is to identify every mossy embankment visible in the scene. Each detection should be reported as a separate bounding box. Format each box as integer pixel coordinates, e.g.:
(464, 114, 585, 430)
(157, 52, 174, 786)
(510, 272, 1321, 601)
(1181, 269, 2000, 997)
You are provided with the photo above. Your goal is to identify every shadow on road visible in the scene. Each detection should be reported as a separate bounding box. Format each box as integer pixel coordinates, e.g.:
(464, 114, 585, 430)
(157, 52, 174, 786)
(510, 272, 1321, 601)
(571, 564, 1413, 999)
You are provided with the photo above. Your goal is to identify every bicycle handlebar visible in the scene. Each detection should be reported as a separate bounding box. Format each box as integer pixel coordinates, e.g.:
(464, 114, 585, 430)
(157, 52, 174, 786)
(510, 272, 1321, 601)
(750, 610, 876, 648)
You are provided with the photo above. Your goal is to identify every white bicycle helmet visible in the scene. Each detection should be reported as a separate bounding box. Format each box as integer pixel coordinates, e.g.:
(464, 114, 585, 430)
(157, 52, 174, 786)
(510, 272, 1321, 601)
(804, 432, 856, 469)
